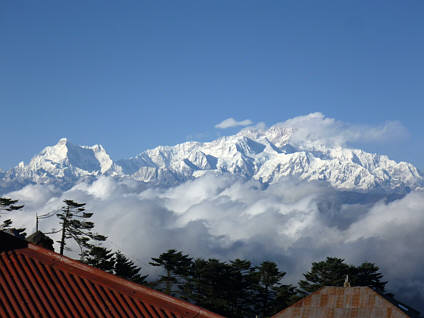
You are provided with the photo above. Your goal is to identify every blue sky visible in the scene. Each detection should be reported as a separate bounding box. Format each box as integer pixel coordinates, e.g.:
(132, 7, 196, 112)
(1, 0, 423, 169)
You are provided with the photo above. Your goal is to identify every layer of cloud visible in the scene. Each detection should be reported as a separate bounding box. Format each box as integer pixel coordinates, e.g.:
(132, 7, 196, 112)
(5, 175, 424, 311)
(215, 117, 253, 129)
(274, 112, 409, 148)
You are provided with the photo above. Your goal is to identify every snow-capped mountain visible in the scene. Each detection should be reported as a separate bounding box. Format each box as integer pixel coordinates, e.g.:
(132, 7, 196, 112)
(0, 138, 119, 192)
(1, 126, 423, 194)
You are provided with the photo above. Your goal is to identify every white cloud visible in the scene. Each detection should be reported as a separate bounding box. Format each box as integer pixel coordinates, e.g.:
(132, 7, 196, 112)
(215, 117, 253, 129)
(275, 112, 409, 148)
(2, 113, 420, 309)
(214, 113, 408, 153)
(6, 175, 424, 312)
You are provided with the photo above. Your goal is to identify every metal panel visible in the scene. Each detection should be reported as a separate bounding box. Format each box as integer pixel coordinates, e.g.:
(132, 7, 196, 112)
(0, 232, 224, 318)
(272, 287, 414, 318)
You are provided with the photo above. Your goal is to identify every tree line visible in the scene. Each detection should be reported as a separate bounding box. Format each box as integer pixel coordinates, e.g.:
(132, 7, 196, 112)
(86, 246, 388, 318)
(147, 251, 386, 317)
(1, 197, 389, 317)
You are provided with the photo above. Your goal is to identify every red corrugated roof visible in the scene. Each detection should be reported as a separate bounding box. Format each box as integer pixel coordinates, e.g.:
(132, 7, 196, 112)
(272, 286, 418, 318)
(0, 231, 225, 318)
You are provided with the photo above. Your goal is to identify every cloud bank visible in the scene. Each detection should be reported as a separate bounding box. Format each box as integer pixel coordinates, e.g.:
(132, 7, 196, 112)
(215, 117, 253, 129)
(2, 113, 420, 310)
(5, 174, 424, 311)
(274, 112, 409, 148)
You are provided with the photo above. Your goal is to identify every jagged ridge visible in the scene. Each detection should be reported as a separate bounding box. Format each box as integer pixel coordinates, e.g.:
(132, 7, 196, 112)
(1, 126, 423, 194)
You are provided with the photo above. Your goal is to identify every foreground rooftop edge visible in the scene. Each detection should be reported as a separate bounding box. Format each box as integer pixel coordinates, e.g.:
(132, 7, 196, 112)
(0, 231, 224, 318)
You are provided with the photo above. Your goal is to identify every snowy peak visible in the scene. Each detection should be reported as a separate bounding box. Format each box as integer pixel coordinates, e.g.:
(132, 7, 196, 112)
(119, 126, 423, 191)
(1, 138, 116, 190)
(28, 138, 113, 174)
(1, 130, 423, 194)
(34, 137, 70, 165)
(235, 125, 294, 150)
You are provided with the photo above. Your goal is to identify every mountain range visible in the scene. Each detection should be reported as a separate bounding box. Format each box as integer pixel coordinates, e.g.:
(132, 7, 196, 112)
(1, 125, 423, 194)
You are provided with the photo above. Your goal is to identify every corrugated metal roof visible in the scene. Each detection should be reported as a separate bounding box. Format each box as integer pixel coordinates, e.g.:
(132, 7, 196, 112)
(272, 286, 418, 318)
(0, 231, 225, 318)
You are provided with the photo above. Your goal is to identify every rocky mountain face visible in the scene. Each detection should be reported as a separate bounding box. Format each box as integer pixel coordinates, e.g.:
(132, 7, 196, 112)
(1, 127, 423, 194)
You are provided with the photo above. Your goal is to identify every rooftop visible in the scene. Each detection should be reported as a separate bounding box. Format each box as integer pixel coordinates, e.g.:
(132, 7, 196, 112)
(272, 286, 420, 318)
(0, 231, 224, 318)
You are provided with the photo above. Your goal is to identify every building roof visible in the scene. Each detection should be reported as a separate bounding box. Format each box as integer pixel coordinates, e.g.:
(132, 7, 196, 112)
(272, 286, 420, 318)
(26, 230, 54, 250)
(0, 231, 224, 318)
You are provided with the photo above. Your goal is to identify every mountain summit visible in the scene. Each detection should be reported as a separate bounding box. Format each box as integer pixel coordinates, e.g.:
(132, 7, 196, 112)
(1, 127, 422, 194)
(0, 138, 117, 192)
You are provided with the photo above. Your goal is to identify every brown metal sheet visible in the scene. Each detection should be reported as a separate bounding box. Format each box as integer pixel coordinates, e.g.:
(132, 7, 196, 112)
(0, 232, 225, 318)
(272, 286, 413, 318)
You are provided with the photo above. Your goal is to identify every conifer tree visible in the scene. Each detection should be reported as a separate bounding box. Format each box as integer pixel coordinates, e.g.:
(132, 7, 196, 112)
(150, 251, 296, 318)
(150, 249, 192, 295)
(186, 258, 233, 315)
(255, 261, 287, 317)
(83, 245, 147, 284)
(180, 258, 208, 303)
(298, 257, 350, 294)
(84, 246, 115, 273)
(227, 259, 257, 318)
(181, 258, 254, 317)
(298, 257, 387, 294)
(273, 283, 298, 313)
(57, 200, 106, 257)
(350, 262, 387, 292)
(0, 197, 26, 236)
(114, 251, 147, 284)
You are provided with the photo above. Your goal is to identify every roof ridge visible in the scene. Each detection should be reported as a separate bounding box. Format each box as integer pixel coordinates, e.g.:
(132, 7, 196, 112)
(0, 231, 224, 318)
(24, 243, 224, 317)
(272, 286, 420, 318)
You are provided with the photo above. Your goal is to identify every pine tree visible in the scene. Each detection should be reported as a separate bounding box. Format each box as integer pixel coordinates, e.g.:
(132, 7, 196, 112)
(181, 258, 208, 304)
(186, 258, 233, 315)
(0, 197, 26, 237)
(273, 284, 298, 313)
(180, 258, 256, 317)
(114, 251, 147, 284)
(298, 257, 350, 294)
(57, 200, 106, 257)
(83, 246, 115, 273)
(152, 253, 296, 318)
(254, 261, 296, 317)
(227, 259, 257, 318)
(298, 257, 387, 294)
(150, 249, 192, 295)
(350, 262, 387, 292)
(255, 261, 285, 317)
(82, 245, 147, 285)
